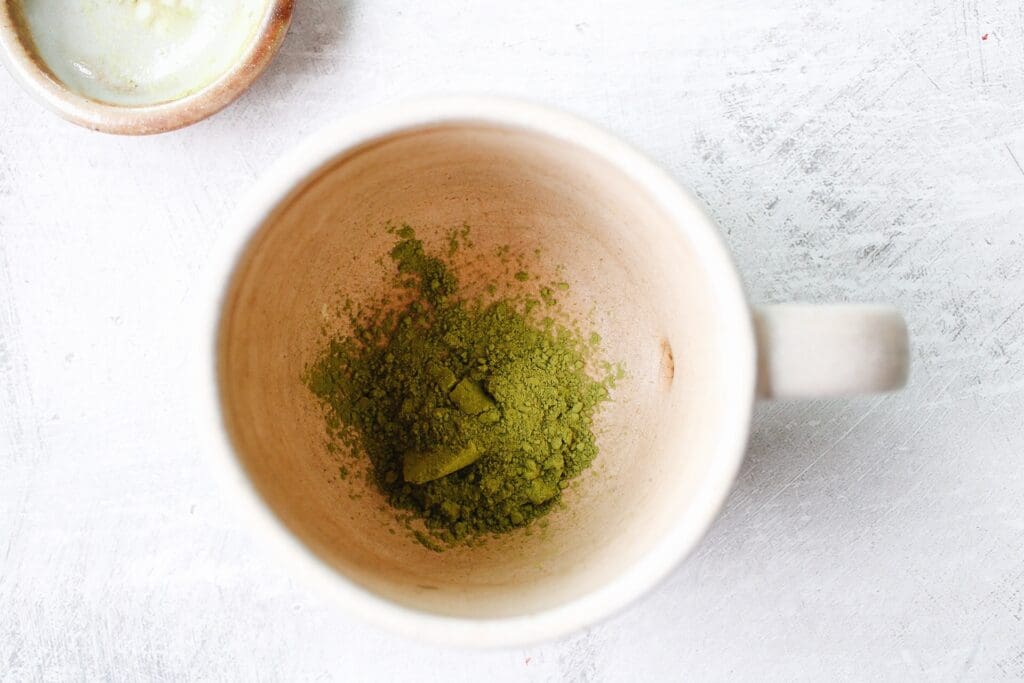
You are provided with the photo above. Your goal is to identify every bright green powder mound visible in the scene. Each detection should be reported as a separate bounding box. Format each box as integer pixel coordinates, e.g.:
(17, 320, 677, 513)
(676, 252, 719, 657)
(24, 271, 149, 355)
(306, 226, 614, 545)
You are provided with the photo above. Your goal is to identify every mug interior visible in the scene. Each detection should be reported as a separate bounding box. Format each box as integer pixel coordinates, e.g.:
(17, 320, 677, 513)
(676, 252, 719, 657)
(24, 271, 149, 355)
(217, 121, 747, 619)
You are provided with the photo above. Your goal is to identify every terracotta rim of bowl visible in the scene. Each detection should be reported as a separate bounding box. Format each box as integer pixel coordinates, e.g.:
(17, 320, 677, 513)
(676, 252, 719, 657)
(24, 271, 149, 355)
(0, 0, 294, 135)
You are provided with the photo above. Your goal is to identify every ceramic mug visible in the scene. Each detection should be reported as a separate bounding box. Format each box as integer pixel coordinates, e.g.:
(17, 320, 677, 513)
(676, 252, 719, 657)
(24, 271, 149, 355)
(197, 97, 908, 647)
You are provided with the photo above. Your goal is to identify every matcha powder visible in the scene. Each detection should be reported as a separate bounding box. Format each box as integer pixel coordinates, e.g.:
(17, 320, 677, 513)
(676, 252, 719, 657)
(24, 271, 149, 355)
(305, 225, 617, 547)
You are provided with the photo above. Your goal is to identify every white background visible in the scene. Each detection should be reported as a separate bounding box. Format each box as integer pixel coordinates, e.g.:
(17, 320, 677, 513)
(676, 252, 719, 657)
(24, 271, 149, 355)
(2, 1, 1023, 680)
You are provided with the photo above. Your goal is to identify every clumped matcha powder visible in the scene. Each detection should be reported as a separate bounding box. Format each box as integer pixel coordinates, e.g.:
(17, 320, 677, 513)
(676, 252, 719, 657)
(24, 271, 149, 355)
(306, 225, 615, 546)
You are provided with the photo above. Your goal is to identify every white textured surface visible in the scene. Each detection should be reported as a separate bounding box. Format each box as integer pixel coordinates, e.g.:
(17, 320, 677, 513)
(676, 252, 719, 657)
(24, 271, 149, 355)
(2, 1, 1022, 680)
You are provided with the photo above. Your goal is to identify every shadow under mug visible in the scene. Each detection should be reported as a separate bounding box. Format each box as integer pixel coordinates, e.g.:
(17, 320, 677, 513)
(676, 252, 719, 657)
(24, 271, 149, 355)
(196, 97, 908, 647)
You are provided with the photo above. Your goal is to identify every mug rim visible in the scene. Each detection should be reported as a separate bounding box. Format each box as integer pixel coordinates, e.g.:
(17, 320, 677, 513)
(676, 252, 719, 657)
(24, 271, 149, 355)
(195, 96, 756, 647)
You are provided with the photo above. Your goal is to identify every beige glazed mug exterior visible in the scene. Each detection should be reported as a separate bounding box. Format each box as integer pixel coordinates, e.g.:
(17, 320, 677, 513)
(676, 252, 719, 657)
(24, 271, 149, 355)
(197, 97, 909, 647)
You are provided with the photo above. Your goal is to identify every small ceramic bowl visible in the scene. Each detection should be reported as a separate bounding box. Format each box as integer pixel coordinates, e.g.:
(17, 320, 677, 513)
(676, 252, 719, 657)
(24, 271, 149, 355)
(0, 0, 293, 135)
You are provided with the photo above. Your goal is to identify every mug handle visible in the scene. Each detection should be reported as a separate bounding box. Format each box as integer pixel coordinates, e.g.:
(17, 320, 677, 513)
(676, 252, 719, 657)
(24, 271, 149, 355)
(753, 304, 909, 399)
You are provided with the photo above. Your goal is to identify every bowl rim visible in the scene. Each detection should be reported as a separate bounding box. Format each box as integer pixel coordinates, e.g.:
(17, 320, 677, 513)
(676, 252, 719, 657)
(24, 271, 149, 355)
(0, 0, 294, 135)
(194, 96, 756, 647)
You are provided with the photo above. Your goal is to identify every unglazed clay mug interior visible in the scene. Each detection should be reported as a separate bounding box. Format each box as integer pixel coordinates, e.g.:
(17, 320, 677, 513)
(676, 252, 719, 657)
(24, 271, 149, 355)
(199, 97, 909, 647)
